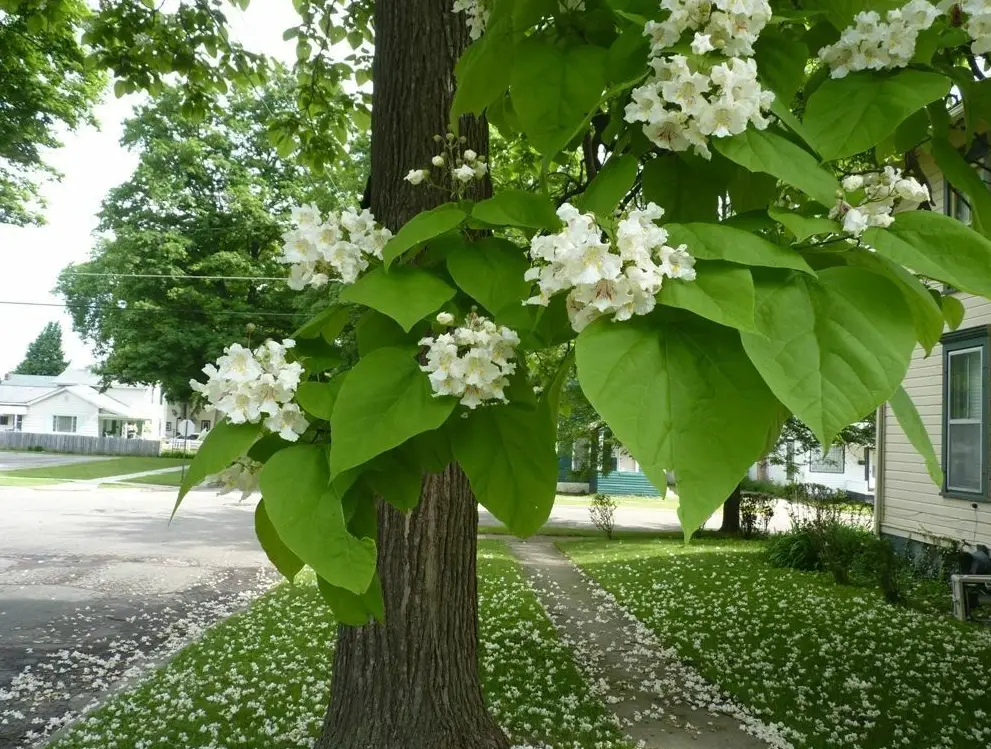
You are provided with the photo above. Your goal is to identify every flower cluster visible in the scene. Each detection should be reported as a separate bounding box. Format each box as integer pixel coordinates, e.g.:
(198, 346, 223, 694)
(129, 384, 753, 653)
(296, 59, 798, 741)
(829, 166, 930, 236)
(525, 202, 696, 332)
(208, 457, 263, 501)
(452, 0, 489, 40)
(645, 0, 773, 58)
(277, 204, 391, 290)
(190, 339, 309, 442)
(405, 134, 488, 189)
(628, 0, 774, 159)
(419, 312, 520, 409)
(819, 0, 940, 78)
(962, 0, 991, 55)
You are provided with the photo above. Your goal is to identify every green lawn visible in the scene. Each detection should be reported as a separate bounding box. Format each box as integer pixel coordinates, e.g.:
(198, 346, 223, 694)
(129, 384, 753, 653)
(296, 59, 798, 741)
(562, 539, 991, 749)
(479, 524, 686, 540)
(122, 469, 186, 487)
(0, 456, 187, 480)
(553, 493, 679, 510)
(50, 541, 629, 749)
(0, 475, 61, 486)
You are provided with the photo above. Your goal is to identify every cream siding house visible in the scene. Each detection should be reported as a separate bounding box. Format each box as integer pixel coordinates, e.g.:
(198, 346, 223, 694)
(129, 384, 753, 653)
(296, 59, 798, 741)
(875, 151, 991, 550)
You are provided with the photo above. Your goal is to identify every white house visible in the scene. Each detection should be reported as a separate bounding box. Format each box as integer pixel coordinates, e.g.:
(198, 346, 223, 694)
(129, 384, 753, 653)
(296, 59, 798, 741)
(751, 443, 874, 501)
(874, 147, 991, 551)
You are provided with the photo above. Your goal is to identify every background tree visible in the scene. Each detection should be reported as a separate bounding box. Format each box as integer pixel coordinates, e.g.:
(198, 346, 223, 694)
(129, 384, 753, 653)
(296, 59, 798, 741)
(56, 75, 367, 401)
(0, 0, 105, 225)
(12, 322, 68, 375)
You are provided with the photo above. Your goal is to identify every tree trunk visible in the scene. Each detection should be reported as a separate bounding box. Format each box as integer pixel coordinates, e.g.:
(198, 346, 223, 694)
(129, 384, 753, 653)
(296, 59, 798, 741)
(316, 2, 507, 748)
(720, 482, 742, 534)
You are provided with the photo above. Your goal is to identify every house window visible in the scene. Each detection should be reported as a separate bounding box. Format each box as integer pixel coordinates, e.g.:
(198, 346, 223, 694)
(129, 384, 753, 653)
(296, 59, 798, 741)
(0, 415, 8, 427)
(165, 421, 172, 434)
(811, 445, 845, 473)
(200, 419, 211, 432)
(943, 327, 989, 498)
(52, 415, 78, 433)
(14, 415, 22, 431)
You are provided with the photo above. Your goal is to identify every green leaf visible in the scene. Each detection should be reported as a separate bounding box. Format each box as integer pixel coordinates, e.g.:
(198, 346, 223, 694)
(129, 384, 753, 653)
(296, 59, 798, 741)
(942, 294, 965, 331)
(864, 211, 991, 298)
(844, 250, 944, 354)
(803, 70, 949, 161)
(727, 169, 779, 214)
(247, 433, 292, 463)
(382, 204, 467, 268)
(451, 12, 514, 121)
(330, 347, 457, 474)
(454, 402, 558, 536)
(714, 128, 840, 207)
(174, 420, 262, 516)
(472, 190, 561, 230)
(295, 377, 345, 421)
(259, 445, 376, 595)
(317, 573, 385, 626)
(531, 293, 576, 347)
(446, 237, 531, 321)
(741, 267, 915, 446)
(578, 154, 638, 218)
(666, 222, 815, 275)
(606, 25, 650, 86)
(754, 31, 809, 102)
(356, 310, 413, 357)
(293, 305, 350, 342)
(254, 499, 304, 582)
(510, 41, 607, 157)
(365, 447, 422, 511)
(889, 385, 944, 487)
(576, 312, 783, 538)
(656, 262, 757, 332)
(341, 266, 455, 332)
(767, 208, 841, 241)
(641, 153, 725, 222)
(930, 131, 991, 238)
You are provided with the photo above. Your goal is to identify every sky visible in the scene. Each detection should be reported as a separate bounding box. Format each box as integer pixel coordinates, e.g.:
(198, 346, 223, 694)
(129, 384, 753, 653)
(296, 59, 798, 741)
(0, 1, 300, 376)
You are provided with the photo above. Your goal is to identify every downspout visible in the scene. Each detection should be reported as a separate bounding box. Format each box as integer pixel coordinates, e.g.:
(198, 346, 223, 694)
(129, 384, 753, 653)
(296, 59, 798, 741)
(874, 404, 886, 537)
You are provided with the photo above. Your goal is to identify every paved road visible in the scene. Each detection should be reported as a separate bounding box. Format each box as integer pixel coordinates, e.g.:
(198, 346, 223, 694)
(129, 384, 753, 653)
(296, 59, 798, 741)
(0, 451, 101, 471)
(0, 485, 272, 748)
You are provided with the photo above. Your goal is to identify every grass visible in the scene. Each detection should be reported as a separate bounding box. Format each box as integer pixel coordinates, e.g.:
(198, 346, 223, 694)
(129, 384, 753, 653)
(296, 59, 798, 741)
(0, 456, 188, 481)
(0, 476, 60, 486)
(121, 470, 186, 487)
(553, 493, 679, 510)
(48, 541, 628, 749)
(479, 524, 686, 540)
(561, 538, 991, 749)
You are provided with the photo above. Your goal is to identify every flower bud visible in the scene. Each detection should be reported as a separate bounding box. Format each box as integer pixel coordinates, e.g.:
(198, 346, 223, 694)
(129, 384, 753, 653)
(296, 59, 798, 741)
(436, 312, 455, 325)
(432, 155, 445, 167)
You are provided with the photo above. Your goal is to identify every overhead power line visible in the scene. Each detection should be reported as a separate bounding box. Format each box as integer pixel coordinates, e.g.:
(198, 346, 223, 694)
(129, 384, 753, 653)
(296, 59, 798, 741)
(0, 299, 301, 319)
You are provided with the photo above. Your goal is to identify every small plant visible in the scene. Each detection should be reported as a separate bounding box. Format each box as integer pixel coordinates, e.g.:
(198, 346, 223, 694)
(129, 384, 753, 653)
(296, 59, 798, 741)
(739, 476, 791, 498)
(740, 492, 776, 538)
(855, 536, 910, 604)
(589, 493, 617, 540)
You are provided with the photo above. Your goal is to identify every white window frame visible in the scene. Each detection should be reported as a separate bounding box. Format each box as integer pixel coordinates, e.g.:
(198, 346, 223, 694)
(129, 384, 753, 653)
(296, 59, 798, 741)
(942, 327, 989, 500)
(52, 415, 78, 434)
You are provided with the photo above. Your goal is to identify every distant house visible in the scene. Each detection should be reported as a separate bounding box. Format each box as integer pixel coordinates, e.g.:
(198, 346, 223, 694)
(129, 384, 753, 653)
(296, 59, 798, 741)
(875, 146, 991, 552)
(0, 367, 217, 441)
(750, 442, 874, 501)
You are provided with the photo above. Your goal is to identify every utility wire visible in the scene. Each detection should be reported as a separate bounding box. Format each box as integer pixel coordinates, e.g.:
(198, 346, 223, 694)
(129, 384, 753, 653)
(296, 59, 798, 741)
(0, 299, 302, 319)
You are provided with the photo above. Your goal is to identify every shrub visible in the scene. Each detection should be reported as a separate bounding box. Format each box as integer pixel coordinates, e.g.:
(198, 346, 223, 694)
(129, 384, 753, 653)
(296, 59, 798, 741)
(740, 492, 776, 538)
(589, 493, 617, 540)
(767, 530, 821, 571)
(854, 536, 910, 604)
(739, 476, 790, 498)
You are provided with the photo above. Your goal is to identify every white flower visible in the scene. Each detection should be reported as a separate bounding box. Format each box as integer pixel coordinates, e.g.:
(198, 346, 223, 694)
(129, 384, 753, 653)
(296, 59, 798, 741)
(453, 163, 477, 182)
(432, 155, 446, 167)
(832, 167, 929, 237)
(842, 174, 865, 192)
(452, 0, 489, 40)
(277, 205, 391, 289)
(463, 148, 478, 162)
(524, 202, 698, 332)
(405, 169, 428, 185)
(691, 33, 714, 54)
(420, 313, 519, 408)
(208, 458, 263, 501)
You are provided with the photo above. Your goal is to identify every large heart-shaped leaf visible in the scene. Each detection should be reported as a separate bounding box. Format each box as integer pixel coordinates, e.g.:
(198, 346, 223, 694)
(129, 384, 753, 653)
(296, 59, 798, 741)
(341, 266, 455, 332)
(865, 210, 991, 298)
(889, 385, 944, 488)
(576, 313, 783, 538)
(317, 573, 385, 626)
(714, 128, 840, 207)
(656, 262, 757, 332)
(578, 154, 638, 218)
(471, 190, 561, 230)
(259, 444, 376, 595)
(454, 402, 558, 537)
(174, 420, 262, 515)
(666, 222, 815, 275)
(510, 41, 606, 157)
(446, 237, 531, 321)
(382, 204, 467, 268)
(767, 208, 841, 241)
(741, 267, 915, 447)
(330, 347, 457, 474)
(803, 70, 949, 161)
(451, 12, 514, 121)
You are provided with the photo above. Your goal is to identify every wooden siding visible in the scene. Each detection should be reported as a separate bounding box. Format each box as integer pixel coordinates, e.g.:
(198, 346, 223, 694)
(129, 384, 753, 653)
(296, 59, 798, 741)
(596, 470, 662, 496)
(880, 292, 991, 546)
(0, 431, 162, 456)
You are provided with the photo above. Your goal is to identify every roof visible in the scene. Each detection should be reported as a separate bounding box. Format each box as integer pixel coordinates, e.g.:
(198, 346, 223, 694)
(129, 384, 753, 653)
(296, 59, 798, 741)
(61, 385, 144, 419)
(53, 368, 101, 387)
(0, 384, 58, 405)
(2, 374, 59, 387)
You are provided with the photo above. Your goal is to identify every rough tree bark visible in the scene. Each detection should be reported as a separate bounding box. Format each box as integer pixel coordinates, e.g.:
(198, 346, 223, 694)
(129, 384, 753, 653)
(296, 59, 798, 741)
(316, 2, 508, 748)
(720, 482, 742, 534)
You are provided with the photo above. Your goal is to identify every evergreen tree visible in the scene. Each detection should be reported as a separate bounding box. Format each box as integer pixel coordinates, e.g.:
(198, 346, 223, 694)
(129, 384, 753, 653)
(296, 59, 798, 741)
(13, 322, 68, 376)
